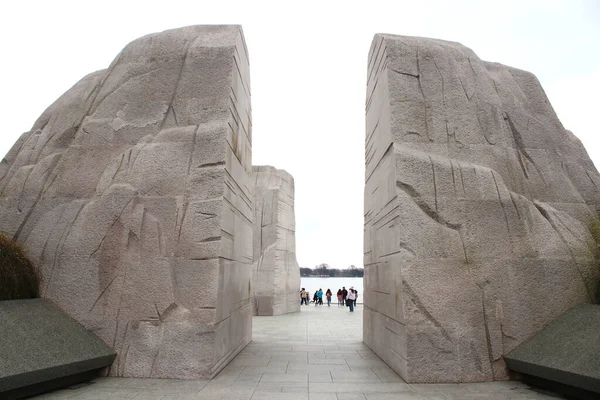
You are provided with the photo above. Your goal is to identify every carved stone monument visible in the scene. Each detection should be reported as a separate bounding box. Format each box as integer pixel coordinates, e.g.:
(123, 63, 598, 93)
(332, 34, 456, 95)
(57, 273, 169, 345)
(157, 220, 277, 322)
(252, 166, 301, 315)
(0, 25, 253, 379)
(364, 34, 600, 383)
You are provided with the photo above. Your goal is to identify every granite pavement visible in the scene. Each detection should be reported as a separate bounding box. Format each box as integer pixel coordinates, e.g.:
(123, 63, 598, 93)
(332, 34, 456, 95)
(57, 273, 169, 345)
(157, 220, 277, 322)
(31, 304, 565, 399)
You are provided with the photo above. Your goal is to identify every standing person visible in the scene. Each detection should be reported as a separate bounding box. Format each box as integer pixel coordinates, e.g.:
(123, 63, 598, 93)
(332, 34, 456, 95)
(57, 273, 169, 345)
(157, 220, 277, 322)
(317, 288, 323, 306)
(337, 289, 343, 306)
(325, 289, 332, 307)
(346, 287, 356, 312)
(342, 286, 348, 305)
(313, 291, 318, 305)
(300, 288, 306, 305)
(354, 289, 358, 307)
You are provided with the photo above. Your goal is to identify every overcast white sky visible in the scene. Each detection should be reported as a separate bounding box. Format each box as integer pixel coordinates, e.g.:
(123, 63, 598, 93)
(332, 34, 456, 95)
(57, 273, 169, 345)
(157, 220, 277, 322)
(1, 0, 599, 269)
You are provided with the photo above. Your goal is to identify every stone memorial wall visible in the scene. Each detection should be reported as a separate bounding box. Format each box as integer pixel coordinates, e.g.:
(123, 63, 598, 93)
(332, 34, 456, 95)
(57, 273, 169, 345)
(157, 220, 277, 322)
(364, 34, 600, 383)
(0, 25, 253, 379)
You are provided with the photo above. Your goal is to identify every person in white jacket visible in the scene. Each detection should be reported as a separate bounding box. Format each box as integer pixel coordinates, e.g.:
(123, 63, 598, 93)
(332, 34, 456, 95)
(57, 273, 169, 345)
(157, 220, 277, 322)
(346, 287, 356, 312)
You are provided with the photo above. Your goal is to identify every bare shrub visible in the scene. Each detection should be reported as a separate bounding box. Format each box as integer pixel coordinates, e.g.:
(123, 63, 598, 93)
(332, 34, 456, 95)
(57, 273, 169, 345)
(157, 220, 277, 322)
(0, 232, 40, 300)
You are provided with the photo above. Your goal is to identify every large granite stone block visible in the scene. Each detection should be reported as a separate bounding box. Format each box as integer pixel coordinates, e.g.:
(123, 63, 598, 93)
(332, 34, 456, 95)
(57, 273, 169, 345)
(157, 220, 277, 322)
(0, 299, 116, 398)
(252, 166, 301, 315)
(0, 25, 253, 379)
(505, 304, 600, 395)
(363, 34, 600, 383)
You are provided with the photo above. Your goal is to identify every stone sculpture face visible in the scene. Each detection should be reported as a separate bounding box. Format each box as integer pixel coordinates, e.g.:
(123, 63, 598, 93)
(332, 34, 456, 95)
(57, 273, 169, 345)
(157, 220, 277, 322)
(252, 165, 301, 316)
(0, 25, 253, 379)
(363, 34, 600, 383)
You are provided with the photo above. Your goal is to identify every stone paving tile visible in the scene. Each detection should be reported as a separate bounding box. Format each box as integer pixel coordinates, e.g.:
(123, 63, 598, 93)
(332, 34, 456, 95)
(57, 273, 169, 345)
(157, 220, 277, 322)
(253, 386, 284, 393)
(270, 354, 309, 362)
(282, 386, 310, 393)
(287, 363, 351, 373)
(231, 381, 260, 388)
(125, 377, 208, 390)
(510, 387, 566, 399)
(306, 394, 331, 400)
(344, 358, 387, 367)
(257, 381, 308, 388)
(365, 393, 432, 400)
(199, 384, 256, 398)
(29, 390, 80, 399)
(330, 370, 380, 383)
(310, 382, 413, 393)
(235, 373, 263, 383)
(261, 372, 309, 383)
(266, 360, 290, 367)
(251, 392, 308, 400)
(68, 387, 142, 399)
(230, 358, 272, 367)
(308, 358, 349, 365)
(336, 395, 367, 400)
(410, 383, 468, 395)
(243, 364, 288, 374)
(461, 380, 529, 393)
(29, 306, 567, 400)
(87, 377, 135, 388)
(369, 366, 405, 383)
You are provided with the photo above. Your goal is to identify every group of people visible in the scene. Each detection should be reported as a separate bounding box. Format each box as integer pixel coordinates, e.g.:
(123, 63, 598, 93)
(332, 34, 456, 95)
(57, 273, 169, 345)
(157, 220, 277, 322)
(300, 286, 359, 312)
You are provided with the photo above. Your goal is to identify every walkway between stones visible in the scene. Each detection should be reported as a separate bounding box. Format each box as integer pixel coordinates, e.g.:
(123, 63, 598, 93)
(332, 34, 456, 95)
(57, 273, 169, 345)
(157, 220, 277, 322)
(33, 305, 564, 399)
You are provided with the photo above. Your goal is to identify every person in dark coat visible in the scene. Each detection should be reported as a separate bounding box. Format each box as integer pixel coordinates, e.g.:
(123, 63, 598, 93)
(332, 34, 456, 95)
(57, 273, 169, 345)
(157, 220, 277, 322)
(342, 287, 348, 305)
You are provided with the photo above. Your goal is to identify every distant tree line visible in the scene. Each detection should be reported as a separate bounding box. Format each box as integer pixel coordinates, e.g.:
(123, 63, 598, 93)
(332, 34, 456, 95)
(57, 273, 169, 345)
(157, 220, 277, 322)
(300, 264, 364, 277)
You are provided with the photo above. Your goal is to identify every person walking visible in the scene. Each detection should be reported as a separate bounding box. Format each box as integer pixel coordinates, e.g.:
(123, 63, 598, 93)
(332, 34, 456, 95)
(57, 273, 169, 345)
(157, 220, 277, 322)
(325, 289, 332, 306)
(354, 289, 358, 307)
(300, 288, 306, 305)
(336, 289, 343, 306)
(346, 287, 356, 312)
(313, 291, 318, 305)
(342, 286, 348, 305)
(317, 288, 323, 306)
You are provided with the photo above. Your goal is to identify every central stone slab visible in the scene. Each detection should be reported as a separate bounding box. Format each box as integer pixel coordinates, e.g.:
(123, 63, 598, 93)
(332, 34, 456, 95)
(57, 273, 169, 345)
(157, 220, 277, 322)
(251, 166, 301, 316)
(0, 25, 253, 379)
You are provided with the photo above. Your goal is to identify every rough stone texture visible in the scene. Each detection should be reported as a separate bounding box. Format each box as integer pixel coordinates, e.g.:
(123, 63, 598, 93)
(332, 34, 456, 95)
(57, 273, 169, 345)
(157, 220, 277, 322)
(505, 303, 600, 394)
(363, 34, 600, 383)
(0, 25, 253, 379)
(0, 299, 116, 395)
(251, 166, 301, 316)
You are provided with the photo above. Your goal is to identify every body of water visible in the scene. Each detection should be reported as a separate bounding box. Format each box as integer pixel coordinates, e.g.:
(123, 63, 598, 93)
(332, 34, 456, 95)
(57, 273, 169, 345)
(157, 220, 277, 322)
(300, 277, 364, 303)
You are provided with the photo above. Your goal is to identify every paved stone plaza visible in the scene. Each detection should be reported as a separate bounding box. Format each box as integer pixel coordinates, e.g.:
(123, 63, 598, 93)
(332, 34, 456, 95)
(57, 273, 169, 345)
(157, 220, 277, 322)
(31, 305, 565, 399)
